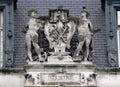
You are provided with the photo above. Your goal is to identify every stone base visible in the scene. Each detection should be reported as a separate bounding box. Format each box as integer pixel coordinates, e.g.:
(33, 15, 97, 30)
(48, 55, 73, 62)
(80, 61, 94, 66)
(25, 62, 97, 87)
(27, 61, 95, 67)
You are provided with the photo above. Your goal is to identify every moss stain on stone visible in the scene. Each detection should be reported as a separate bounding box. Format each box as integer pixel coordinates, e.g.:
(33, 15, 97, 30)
(33, 35, 38, 43)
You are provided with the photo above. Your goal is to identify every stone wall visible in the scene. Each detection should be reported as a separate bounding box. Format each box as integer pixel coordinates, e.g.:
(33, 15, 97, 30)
(14, 0, 108, 67)
(0, 69, 25, 87)
(0, 68, 120, 87)
(96, 68, 120, 87)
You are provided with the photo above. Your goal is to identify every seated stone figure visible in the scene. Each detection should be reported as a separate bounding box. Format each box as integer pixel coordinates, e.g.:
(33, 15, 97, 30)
(25, 8, 44, 62)
(74, 7, 93, 61)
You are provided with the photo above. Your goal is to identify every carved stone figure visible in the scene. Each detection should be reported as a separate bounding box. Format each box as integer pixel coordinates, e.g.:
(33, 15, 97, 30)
(25, 8, 44, 62)
(25, 7, 98, 87)
(74, 7, 93, 61)
(25, 74, 35, 85)
(23, 7, 98, 63)
(87, 73, 97, 86)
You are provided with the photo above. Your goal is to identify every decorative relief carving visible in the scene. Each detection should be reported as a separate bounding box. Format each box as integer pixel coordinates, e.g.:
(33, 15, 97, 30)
(25, 74, 35, 85)
(25, 72, 97, 86)
(24, 7, 98, 87)
(108, 51, 117, 67)
(73, 7, 93, 62)
(23, 7, 100, 64)
(23, 8, 44, 62)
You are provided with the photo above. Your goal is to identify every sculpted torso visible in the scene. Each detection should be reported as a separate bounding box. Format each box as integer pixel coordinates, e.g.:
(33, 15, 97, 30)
(26, 18, 40, 37)
(78, 19, 92, 36)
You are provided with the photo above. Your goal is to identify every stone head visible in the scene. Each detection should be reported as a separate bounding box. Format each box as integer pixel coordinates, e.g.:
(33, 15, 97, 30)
(28, 8, 39, 18)
(80, 7, 90, 18)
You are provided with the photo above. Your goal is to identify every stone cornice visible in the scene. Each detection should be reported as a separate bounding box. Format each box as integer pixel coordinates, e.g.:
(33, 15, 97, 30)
(96, 67, 120, 74)
(0, 68, 25, 74)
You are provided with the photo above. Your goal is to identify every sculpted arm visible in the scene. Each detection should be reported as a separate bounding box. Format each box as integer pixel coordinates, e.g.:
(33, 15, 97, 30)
(22, 21, 29, 33)
(88, 20, 93, 32)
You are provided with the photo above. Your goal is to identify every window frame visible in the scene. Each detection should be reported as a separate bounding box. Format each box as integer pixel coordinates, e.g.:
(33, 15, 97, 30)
(116, 10, 120, 67)
(0, 2, 14, 68)
(0, 5, 7, 68)
(0, 5, 9, 68)
(105, 1, 120, 67)
(0, 10, 3, 67)
(114, 5, 120, 67)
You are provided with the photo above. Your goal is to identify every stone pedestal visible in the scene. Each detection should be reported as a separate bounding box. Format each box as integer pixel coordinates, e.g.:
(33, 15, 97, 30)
(24, 7, 97, 87)
(25, 61, 97, 87)
(48, 55, 73, 62)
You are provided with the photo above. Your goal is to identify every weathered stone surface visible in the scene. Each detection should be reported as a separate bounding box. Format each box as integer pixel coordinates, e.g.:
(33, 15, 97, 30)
(14, 0, 108, 67)
(0, 69, 25, 87)
(25, 63, 97, 87)
(0, 67, 120, 87)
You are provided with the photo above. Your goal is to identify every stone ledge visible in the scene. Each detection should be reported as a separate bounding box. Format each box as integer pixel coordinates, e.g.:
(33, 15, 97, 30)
(1, 66, 120, 74)
(0, 68, 25, 74)
(95, 67, 120, 74)
(25, 85, 97, 87)
(25, 61, 95, 68)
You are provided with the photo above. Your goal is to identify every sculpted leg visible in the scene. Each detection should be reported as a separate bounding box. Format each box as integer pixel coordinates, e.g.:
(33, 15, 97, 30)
(85, 35, 91, 61)
(32, 41, 43, 61)
(74, 40, 85, 56)
(26, 35, 33, 61)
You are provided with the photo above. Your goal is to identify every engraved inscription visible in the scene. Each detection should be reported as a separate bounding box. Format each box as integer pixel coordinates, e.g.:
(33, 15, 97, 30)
(43, 73, 80, 83)
(25, 72, 97, 86)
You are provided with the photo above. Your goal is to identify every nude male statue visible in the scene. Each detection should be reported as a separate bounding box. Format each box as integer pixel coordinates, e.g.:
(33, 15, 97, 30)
(74, 7, 93, 61)
(25, 8, 44, 62)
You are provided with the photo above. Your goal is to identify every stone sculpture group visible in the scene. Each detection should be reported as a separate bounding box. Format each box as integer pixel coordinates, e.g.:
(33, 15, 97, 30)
(23, 7, 97, 63)
(24, 7, 98, 87)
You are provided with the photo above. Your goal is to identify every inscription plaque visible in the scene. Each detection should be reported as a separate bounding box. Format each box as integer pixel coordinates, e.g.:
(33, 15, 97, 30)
(42, 73, 80, 83)
(25, 72, 96, 86)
